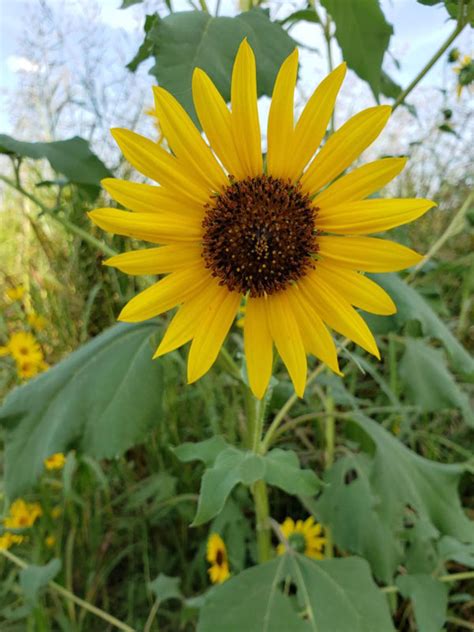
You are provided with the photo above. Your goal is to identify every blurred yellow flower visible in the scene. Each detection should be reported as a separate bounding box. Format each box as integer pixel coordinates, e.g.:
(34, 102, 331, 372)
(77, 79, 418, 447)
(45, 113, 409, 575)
(0, 332, 47, 381)
(206, 533, 230, 584)
(44, 453, 66, 470)
(45, 535, 56, 548)
(51, 506, 62, 520)
(454, 55, 474, 98)
(277, 516, 326, 559)
(27, 312, 47, 332)
(0, 532, 24, 550)
(3, 499, 42, 530)
(5, 286, 25, 302)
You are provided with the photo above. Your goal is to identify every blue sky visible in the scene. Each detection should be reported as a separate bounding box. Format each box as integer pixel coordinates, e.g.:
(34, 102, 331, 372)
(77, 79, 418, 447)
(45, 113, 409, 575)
(0, 0, 471, 135)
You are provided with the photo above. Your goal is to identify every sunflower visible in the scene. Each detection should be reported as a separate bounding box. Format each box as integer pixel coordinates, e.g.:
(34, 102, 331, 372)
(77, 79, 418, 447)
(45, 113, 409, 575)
(0, 532, 24, 550)
(44, 452, 66, 470)
(3, 499, 42, 530)
(277, 516, 326, 559)
(206, 533, 230, 584)
(89, 40, 434, 399)
(1, 331, 43, 365)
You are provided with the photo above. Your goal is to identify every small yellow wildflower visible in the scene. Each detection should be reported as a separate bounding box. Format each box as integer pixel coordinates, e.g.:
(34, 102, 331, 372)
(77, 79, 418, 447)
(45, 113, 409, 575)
(454, 55, 474, 98)
(0, 532, 24, 550)
(51, 506, 62, 520)
(3, 499, 42, 530)
(206, 533, 230, 584)
(27, 312, 47, 332)
(277, 516, 326, 559)
(45, 535, 56, 548)
(44, 453, 66, 471)
(5, 286, 25, 302)
(3, 331, 43, 365)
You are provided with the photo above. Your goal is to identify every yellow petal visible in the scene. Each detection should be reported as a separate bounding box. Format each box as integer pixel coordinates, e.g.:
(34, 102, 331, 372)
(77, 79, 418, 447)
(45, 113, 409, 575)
(318, 236, 423, 272)
(288, 63, 346, 180)
(266, 48, 298, 179)
(314, 158, 407, 208)
(192, 68, 244, 179)
(316, 261, 396, 315)
(102, 178, 204, 216)
(301, 106, 392, 196)
(154, 280, 223, 357)
(104, 244, 202, 275)
(118, 266, 210, 322)
(231, 40, 263, 178)
(88, 208, 202, 244)
(317, 198, 435, 235)
(299, 272, 380, 358)
(153, 86, 228, 192)
(244, 297, 273, 399)
(187, 288, 241, 383)
(111, 128, 209, 205)
(266, 292, 307, 397)
(286, 285, 341, 375)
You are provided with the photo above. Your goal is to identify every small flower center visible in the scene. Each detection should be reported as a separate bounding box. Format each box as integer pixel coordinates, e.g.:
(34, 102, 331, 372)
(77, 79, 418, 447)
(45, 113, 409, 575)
(215, 548, 226, 567)
(202, 175, 318, 297)
(288, 532, 307, 554)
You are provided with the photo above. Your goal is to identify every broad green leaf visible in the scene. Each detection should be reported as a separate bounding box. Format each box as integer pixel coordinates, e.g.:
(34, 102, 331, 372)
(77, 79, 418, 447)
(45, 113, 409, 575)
(0, 135, 110, 195)
(396, 574, 448, 632)
(0, 322, 164, 499)
(128, 9, 296, 123)
(19, 559, 61, 606)
(198, 554, 394, 631)
(191, 447, 320, 526)
(400, 338, 473, 426)
(351, 414, 474, 544)
(368, 273, 474, 375)
(120, 0, 143, 7)
(321, 0, 393, 97)
(380, 70, 402, 99)
(148, 573, 182, 603)
(317, 454, 402, 583)
(438, 536, 474, 568)
(172, 436, 230, 467)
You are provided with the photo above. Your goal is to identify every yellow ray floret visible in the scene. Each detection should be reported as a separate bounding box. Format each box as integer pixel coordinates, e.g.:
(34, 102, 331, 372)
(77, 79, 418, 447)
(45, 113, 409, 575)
(89, 40, 434, 399)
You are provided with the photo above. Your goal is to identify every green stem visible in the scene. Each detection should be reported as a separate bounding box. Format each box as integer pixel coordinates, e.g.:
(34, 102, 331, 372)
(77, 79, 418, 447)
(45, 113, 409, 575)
(381, 570, 474, 594)
(198, 0, 209, 12)
(0, 548, 136, 632)
(0, 174, 117, 257)
(323, 391, 335, 559)
(245, 391, 272, 563)
(392, 3, 468, 111)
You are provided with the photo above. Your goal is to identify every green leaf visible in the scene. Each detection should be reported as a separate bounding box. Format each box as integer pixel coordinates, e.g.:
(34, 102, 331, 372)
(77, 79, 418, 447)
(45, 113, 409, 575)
(321, 0, 393, 97)
(368, 274, 474, 375)
(148, 573, 182, 603)
(0, 322, 164, 499)
(0, 135, 110, 195)
(128, 9, 296, 123)
(19, 559, 61, 606)
(120, 0, 143, 7)
(400, 338, 473, 426)
(317, 454, 402, 583)
(198, 554, 394, 631)
(192, 447, 320, 526)
(438, 536, 474, 568)
(396, 574, 448, 632)
(350, 414, 474, 544)
(172, 436, 230, 467)
(380, 70, 402, 99)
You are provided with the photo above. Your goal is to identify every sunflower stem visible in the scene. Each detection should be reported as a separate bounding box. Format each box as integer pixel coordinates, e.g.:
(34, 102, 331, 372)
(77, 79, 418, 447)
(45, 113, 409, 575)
(392, 0, 469, 111)
(323, 390, 335, 559)
(245, 391, 272, 563)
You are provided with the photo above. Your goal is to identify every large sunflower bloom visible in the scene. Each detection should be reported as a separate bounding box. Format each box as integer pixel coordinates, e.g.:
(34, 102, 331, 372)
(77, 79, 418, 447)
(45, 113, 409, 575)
(89, 41, 434, 399)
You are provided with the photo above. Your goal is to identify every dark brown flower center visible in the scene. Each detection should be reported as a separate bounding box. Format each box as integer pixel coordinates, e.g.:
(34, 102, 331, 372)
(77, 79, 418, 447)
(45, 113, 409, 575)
(216, 548, 226, 566)
(202, 175, 317, 297)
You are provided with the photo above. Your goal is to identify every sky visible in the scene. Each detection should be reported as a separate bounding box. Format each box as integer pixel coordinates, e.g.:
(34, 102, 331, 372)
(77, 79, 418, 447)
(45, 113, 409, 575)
(0, 0, 471, 136)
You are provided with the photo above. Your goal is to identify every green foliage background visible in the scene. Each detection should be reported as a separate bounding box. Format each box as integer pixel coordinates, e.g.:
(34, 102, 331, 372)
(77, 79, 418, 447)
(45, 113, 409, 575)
(0, 0, 473, 631)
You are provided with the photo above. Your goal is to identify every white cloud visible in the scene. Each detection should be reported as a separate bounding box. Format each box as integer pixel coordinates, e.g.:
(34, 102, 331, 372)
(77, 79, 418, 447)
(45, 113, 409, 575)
(7, 55, 40, 73)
